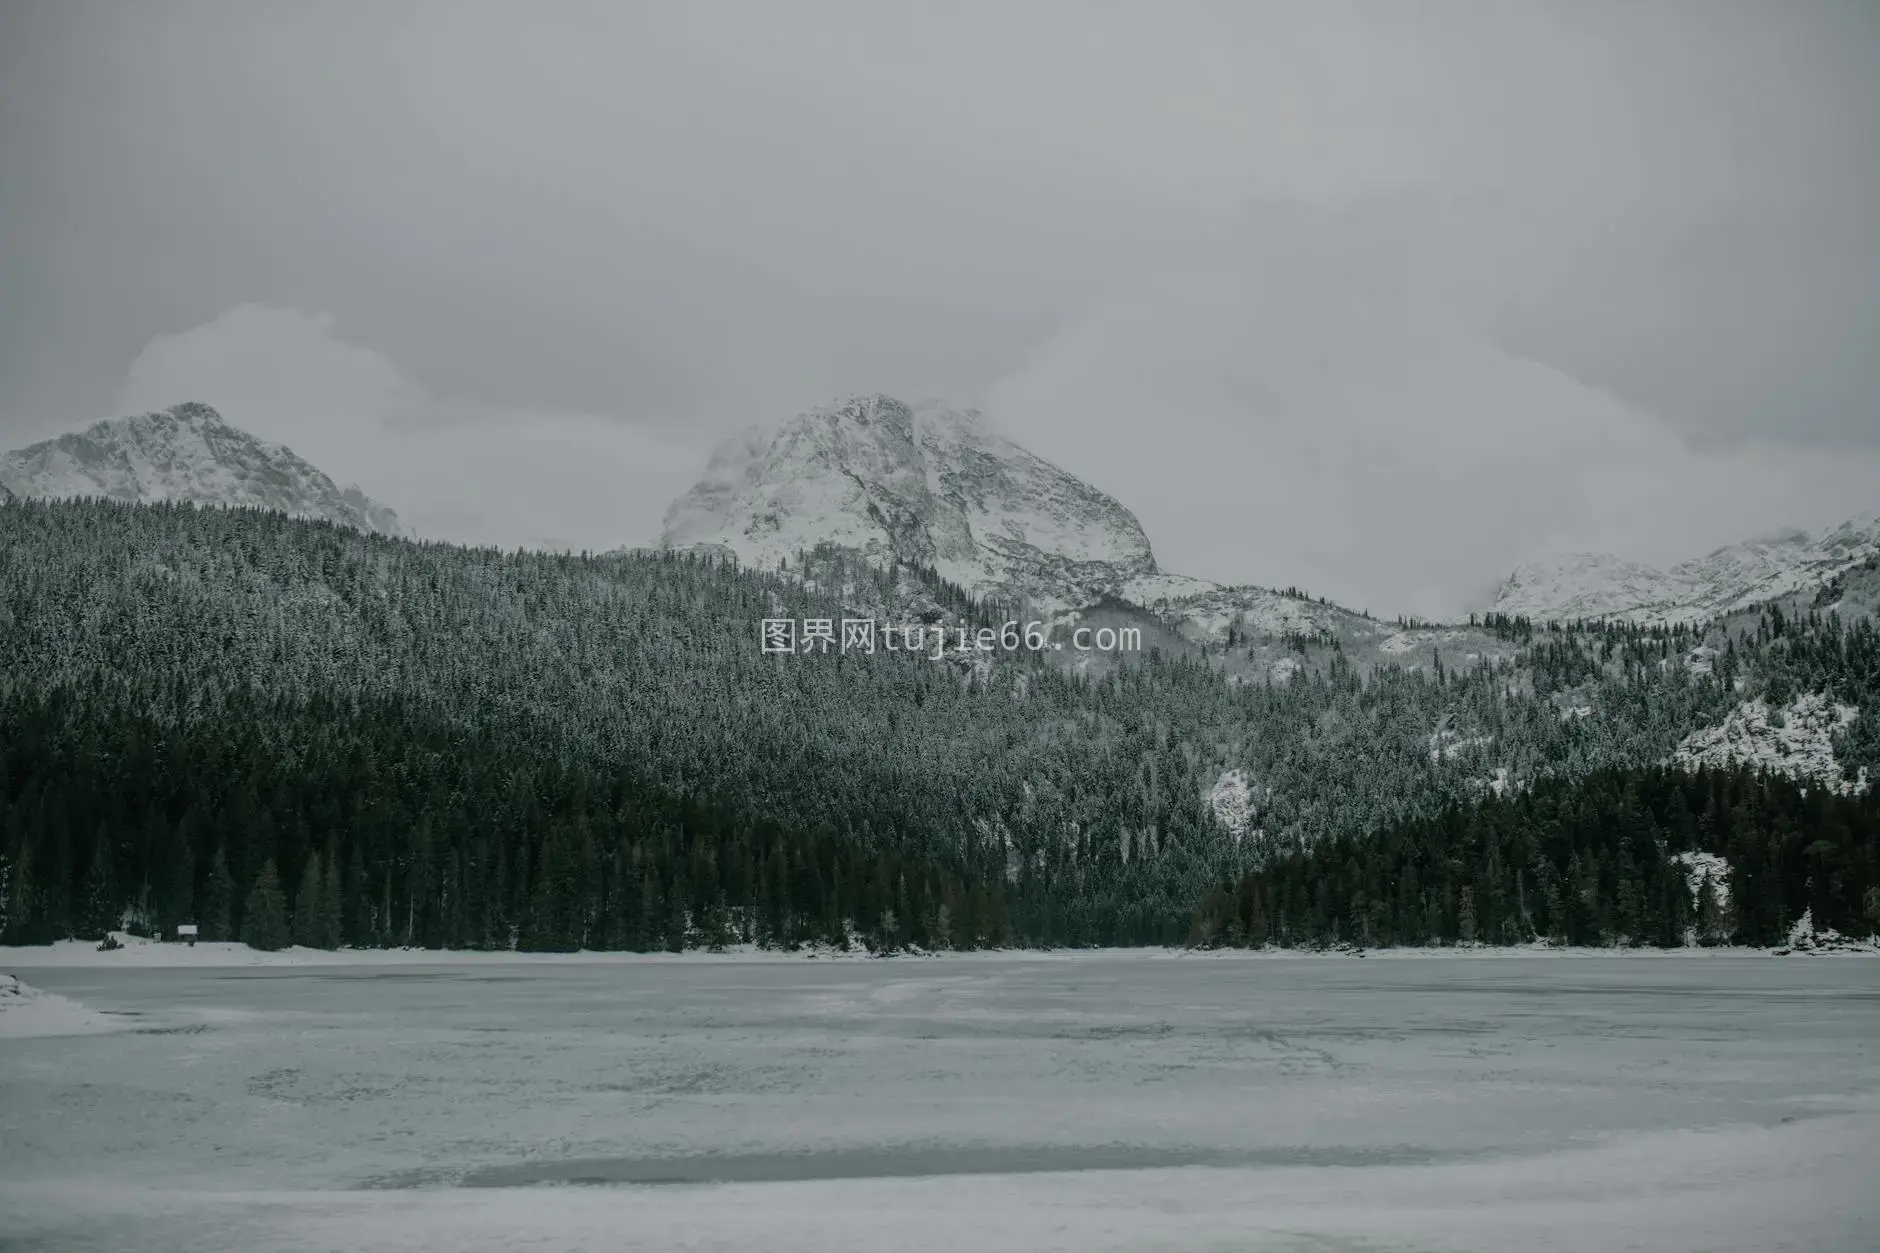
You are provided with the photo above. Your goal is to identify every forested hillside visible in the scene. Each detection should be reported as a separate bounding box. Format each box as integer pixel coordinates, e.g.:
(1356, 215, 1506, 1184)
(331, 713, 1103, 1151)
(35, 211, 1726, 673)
(0, 499, 1869, 950)
(0, 683, 1007, 951)
(1189, 764, 1880, 950)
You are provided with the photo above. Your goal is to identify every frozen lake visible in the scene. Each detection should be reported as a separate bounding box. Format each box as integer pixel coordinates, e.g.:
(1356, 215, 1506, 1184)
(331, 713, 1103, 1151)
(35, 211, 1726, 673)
(2, 951, 1877, 1251)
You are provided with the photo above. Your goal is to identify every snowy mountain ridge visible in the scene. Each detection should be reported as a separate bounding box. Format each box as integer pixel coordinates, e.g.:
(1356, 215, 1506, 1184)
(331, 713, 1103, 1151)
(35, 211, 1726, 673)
(661, 394, 1358, 640)
(1491, 516, 1880, 626)
(0, 402, 402, 537)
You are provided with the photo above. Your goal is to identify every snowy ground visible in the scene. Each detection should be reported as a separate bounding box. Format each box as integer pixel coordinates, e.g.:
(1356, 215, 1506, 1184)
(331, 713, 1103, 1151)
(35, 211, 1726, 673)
(2, 950, 1876, 1251)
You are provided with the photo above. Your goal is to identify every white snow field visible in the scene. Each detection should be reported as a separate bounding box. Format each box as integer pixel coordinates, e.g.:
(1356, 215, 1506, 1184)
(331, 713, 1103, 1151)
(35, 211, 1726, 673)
(2, 951, 1876, 1252)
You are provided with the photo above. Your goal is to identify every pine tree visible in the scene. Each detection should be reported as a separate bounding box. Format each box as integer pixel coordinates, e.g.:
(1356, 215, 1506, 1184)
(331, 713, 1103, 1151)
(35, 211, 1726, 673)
(41, 797, 72, 939)
(159, 821, 196, 939)
(342, 843, 368, 948)
(638, 864, 662, 954)
(292, 851, 340, 949)
(242, 860, 290, 951)
(320, 852, 344, 950)
(204, 844, 236, 941)
(0, 836, 31, 944)
(77, 824, 119, 941)
(293, 852, 323, 948)
(1696, 874, 1727, 947)
(665, 862, 690, 952)
(700, 891, 733, 953)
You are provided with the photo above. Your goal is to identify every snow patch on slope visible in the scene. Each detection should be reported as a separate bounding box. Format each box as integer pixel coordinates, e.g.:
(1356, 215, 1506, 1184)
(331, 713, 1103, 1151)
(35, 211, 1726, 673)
(1670, 852, 1732, 917)
(1266, 657, 1302, 684)
(1209, 770, 1255, 842)
(1121, 575, 1355, 642)
(1671, 694, 1866, 794)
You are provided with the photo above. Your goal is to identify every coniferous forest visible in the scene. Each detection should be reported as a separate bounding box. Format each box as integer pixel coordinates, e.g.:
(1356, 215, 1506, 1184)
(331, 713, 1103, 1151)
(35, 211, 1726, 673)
(2, 498, 1876, 951)
(1190, 764, 1880, 950)
(0, 682, 1008, 952)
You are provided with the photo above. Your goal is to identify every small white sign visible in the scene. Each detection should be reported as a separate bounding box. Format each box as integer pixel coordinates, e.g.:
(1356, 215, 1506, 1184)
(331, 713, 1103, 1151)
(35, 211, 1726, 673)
(176, 924, 199, 937)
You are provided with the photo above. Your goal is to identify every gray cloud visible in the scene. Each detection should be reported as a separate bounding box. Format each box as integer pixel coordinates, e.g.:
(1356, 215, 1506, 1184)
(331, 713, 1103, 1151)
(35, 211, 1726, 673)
(112, 305, 710, 553)
(3, 0, 1875, 613)
(987, 199, 1880, 618)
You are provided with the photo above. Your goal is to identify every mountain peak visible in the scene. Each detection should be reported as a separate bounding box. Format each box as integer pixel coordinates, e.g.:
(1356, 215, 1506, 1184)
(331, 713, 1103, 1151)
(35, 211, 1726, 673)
(0, 403, 402, 537)
(163, 400, 226, 426)
(661, 394, 1156, 611)
(833, 392, 913, 424)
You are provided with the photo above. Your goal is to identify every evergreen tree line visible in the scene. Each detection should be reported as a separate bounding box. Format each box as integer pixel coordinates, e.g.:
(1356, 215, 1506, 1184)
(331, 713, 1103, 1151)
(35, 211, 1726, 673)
(0, 681, 1011, 953)
(1189, 764, 1880, 949)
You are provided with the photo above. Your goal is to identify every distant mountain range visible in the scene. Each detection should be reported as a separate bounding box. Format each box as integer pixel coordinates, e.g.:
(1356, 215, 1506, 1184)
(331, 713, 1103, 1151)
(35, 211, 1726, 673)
(1490, 518, 1880, 625)
(4, 397, 1870, 633)
(0, 402, 401, 536)
(660, 393, 1877, 636)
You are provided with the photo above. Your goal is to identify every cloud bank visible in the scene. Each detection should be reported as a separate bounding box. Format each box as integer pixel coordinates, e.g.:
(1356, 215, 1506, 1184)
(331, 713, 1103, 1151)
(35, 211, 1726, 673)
(114, 306, 709, 554)
(986, 205, 1880, 619)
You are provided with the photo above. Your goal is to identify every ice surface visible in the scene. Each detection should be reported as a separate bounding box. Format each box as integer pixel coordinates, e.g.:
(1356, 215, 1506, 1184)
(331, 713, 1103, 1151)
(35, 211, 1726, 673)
(2, 951, 1876, 1251)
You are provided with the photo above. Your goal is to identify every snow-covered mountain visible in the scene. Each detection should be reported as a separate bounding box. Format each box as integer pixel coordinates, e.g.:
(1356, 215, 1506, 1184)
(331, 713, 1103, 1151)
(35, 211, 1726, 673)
(661, 394, 1355, 639)
(0, 402, 401, 536)
(1491, 516, 1880, 625)
(661, 395, 1155, 606)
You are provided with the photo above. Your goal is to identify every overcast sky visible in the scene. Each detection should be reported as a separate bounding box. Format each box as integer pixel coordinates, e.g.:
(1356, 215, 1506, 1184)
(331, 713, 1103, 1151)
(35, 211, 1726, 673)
(3, 0, 1876, 616)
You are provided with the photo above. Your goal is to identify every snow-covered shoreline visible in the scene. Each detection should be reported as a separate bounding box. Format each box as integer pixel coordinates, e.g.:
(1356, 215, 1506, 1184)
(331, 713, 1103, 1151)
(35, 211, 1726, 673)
(3, 931, 1873, 971)
(0, 972, 129, 1039)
